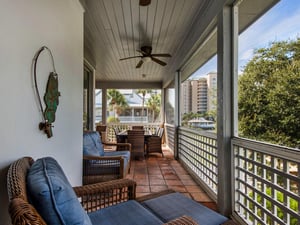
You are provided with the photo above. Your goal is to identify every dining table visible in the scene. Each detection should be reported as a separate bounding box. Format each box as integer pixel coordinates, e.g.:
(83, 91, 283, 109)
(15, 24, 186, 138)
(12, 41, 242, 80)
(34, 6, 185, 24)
(116, 129, 154, 143)
(116, 129, 157, 159)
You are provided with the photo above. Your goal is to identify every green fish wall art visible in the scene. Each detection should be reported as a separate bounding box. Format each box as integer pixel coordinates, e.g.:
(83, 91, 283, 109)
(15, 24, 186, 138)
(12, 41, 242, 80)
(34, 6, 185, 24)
(34, 46, 60, 138)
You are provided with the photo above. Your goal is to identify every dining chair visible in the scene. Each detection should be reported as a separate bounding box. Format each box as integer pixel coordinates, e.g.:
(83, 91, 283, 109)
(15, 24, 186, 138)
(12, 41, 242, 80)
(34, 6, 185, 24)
(132, 125, 144, 130)
(127, 129, 145, 160)
(146, 128, 164, 157)
(113, 127, 127, 150)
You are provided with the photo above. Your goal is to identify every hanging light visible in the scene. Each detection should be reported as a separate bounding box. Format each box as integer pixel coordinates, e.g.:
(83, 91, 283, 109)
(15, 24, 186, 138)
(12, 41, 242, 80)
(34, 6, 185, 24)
(142, 56, 151, 63)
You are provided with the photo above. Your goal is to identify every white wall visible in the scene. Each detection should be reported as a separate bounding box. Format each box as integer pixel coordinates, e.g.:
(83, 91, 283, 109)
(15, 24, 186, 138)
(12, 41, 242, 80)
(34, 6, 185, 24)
(0, 1, 84, 223)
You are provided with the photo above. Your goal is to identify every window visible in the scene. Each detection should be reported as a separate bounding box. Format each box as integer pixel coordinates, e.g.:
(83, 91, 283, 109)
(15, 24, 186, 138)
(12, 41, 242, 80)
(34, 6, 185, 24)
(83, 65, 94, 130)
(165, 86, 175, 124)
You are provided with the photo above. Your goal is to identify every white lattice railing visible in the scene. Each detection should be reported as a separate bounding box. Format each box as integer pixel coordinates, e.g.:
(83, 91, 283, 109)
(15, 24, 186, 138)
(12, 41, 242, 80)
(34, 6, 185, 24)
(232, 138, 300, 225)
(165, 124, 176, 152)
(178, 127, 218, 200)
(177, 128, 300, 225)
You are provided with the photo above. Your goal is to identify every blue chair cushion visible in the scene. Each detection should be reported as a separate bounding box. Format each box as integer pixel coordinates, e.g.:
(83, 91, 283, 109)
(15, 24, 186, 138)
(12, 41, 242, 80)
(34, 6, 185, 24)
(141, 192, 228, 225)
(83, 131, 104, 156)
(27, 157, 92, 225)
(88, 200, 163, 225)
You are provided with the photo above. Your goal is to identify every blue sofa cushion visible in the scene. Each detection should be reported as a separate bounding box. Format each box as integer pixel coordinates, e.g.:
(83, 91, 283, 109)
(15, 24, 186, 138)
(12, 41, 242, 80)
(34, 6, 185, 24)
(88, 200, 163, 225)
(27, 157, 92, 225)
(141, 192, 228, 225)
(83, 131, 104, 156)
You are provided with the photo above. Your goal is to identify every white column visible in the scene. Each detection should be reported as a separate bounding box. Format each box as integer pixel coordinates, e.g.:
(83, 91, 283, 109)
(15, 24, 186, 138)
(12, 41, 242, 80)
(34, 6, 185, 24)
(102, 88, 107, 124)
(174, 70, 181, 159)
(217, 5, 237, 216)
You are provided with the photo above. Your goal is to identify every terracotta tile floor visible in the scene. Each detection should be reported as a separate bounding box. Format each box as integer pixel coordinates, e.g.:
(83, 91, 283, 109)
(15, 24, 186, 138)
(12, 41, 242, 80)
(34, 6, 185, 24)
(126, 146, 218, 212)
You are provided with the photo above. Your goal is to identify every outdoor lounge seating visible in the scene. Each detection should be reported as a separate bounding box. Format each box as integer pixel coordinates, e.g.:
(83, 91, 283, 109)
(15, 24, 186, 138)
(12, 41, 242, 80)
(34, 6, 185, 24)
(6, 156, 235, 225)
(83, 131, 131, 184)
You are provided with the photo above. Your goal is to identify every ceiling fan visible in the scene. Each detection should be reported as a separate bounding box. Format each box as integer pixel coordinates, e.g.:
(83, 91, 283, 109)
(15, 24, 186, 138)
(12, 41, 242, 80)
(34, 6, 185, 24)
(139, 0, 151, 6)
(119, 46, 171, 68)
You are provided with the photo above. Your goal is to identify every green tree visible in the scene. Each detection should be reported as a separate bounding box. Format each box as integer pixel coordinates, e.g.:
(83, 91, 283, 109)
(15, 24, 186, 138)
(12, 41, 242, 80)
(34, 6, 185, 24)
(239, 38, 300, 148)
(146, 93, 161, 122)
(107, 89, 128, 121)
(248, 187, 298, 225)
(181, 112, 206, 127)
(182, 112, 195, 126)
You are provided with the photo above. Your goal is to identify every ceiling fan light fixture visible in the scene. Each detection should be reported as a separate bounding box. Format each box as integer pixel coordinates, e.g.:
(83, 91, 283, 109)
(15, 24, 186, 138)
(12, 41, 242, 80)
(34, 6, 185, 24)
(142, 56, 151, 63)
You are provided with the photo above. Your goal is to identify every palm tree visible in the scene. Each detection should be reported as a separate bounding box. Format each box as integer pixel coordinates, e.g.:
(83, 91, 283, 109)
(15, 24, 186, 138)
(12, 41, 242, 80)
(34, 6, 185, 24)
(107, 89, 128, 120)
(136, 89, 152, 119)
(146, 93, 161, 122)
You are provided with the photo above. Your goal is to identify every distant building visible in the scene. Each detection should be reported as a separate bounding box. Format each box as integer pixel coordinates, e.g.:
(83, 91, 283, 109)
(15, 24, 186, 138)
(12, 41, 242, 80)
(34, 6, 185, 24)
(180, 80, 192, 114)
(121, 90, 149, 122)
(181, 72, 217, 116)
(207, 72, 217, 112)
(95, 89, 161, 123)
(197, 78, 208, 113)
(188, 117, 215, 130)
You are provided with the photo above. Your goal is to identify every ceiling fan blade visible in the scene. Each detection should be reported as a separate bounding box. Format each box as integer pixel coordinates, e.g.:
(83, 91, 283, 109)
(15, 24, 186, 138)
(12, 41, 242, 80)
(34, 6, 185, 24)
(120, 56, 141, 61)
(151, 53, 171, 57)
(151, 57, 167, 66)
(136, 60, 144, 68)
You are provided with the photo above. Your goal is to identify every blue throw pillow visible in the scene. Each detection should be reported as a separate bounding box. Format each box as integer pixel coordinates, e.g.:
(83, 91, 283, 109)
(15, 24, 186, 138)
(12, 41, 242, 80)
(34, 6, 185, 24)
(27, 157, 92, 225)
(83, 131, 105, 156)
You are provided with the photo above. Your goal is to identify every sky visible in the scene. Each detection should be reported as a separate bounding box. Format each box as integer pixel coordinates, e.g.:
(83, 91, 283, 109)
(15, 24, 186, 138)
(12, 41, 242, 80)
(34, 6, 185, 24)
(191, 0, 300, 79)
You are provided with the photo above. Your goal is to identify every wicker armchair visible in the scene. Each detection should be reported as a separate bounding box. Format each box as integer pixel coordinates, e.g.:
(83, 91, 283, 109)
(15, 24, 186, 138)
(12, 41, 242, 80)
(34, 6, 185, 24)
(6, 157, 200, 225)
(83, 131, 132, 184)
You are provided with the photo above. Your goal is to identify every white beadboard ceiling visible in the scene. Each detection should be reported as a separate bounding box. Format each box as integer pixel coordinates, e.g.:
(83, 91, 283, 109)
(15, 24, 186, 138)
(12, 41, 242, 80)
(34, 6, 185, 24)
(82, 0, 209, 85)
(80, 0, 278, 86)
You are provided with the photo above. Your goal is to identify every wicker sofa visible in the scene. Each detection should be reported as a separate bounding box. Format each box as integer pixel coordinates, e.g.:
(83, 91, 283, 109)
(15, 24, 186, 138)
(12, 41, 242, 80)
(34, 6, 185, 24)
(6, 156, 235, 225)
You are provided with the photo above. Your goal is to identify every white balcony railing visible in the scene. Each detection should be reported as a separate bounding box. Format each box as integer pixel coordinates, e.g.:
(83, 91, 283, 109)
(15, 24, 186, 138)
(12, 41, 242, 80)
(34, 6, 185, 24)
(178, 127, 218, 201)
(177, 127, 300, 225)
(117, 116, 148, 123)
(232, 138, 300, 225)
